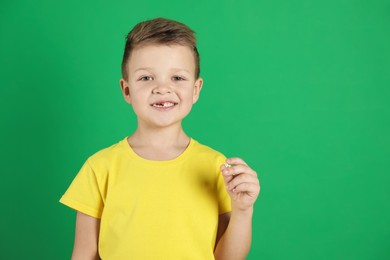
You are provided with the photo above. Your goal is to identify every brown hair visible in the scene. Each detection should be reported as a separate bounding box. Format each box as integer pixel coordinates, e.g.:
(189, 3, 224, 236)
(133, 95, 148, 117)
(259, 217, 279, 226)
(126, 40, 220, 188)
(121, 17, 200, 80)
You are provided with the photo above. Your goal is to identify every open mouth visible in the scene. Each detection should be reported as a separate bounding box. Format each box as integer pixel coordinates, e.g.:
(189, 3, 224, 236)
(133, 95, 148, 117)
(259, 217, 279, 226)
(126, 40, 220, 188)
(151, 101, 178, 108)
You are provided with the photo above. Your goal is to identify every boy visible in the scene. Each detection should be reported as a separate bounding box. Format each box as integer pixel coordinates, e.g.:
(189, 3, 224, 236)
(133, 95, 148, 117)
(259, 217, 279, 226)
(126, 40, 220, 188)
(60, 18, 260, 259)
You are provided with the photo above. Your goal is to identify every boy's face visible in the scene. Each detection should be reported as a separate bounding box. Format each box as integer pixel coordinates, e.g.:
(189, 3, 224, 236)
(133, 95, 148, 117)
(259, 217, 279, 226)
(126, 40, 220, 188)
(120, 44, 203, 129)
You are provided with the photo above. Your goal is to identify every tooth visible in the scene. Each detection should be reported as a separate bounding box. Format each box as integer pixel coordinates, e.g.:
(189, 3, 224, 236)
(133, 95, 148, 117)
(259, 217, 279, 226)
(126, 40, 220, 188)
(153, 102, 175, 108)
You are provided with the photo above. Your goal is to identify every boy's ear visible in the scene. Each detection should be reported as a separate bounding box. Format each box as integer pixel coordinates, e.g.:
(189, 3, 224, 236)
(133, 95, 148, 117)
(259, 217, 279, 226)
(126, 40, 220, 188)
(119, 78, 132, 104)
(192, 78, 203, 104)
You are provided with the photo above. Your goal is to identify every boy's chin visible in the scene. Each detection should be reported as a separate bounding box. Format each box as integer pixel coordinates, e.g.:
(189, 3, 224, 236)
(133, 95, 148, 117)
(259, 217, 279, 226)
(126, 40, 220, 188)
(139, 119, 184, 129)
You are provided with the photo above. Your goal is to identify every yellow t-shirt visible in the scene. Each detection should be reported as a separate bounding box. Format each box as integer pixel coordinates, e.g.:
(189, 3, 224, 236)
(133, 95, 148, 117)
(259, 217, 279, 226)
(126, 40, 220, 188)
(60, 137, 231, 259)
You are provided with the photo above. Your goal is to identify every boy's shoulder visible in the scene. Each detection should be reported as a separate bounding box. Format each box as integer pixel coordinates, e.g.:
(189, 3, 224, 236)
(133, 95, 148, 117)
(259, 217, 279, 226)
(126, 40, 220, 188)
(86, 137, 128, 165)
(191, 138, 226, 161)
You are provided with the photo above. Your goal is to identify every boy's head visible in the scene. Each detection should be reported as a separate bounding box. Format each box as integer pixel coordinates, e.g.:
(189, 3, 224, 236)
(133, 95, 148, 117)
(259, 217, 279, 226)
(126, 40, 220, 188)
(121, 17, 200, 81)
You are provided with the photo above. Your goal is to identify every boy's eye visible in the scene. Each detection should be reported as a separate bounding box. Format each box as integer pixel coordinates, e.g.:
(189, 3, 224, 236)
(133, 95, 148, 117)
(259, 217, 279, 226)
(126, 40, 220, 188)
(172, 76, 185, 81)
(139, 76, 153, 81)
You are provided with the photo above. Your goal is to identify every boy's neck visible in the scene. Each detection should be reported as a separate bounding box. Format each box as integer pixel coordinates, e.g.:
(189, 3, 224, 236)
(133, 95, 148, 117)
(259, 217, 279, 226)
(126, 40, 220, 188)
(127, 125, 190, 160)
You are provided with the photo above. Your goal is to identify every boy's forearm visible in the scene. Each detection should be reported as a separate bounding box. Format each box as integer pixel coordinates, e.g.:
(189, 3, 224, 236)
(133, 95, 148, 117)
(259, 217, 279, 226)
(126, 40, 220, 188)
(214, 207, 253, 260)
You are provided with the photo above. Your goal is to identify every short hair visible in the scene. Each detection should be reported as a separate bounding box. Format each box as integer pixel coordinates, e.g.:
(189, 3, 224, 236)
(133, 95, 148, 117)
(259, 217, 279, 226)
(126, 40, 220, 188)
(121, 17, 200, 80)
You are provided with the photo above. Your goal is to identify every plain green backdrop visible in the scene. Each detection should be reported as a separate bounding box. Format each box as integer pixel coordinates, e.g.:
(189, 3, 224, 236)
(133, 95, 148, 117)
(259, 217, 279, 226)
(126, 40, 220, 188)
(1, 0, 389, 259)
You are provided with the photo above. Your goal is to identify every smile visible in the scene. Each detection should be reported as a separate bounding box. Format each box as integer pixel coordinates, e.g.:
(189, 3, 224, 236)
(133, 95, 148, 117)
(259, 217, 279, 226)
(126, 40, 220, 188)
(151, 101, 178, 108)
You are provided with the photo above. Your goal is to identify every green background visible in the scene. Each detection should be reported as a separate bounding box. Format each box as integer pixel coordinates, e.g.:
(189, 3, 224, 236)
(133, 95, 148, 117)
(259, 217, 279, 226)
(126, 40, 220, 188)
(1, 0, 389, 259)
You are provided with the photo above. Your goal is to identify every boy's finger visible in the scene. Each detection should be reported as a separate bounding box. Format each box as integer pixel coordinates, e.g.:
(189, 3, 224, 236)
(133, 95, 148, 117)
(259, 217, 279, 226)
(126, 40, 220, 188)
(222, 174, 234, 186)
(222, 164, 257, 177)
(226, 174, 259, 191)
(232, 182, 260, 195)
(225, 157, 248, 166)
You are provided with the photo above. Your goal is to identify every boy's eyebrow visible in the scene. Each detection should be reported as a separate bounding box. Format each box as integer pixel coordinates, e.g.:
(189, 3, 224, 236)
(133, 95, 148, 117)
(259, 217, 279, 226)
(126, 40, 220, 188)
(134, 67, 153, 72)
(173, 68, 191, 73)
(134, 67, 191, 73)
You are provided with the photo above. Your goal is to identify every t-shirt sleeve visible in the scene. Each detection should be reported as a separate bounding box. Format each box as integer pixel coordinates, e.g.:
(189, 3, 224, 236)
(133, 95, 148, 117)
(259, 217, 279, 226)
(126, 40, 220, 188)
(216, 155, 232, 215)
(59, 160, 106, 218)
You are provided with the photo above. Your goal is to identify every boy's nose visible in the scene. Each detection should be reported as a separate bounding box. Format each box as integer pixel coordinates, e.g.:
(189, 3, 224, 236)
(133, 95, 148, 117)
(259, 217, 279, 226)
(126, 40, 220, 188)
(152, 82, 172, 94)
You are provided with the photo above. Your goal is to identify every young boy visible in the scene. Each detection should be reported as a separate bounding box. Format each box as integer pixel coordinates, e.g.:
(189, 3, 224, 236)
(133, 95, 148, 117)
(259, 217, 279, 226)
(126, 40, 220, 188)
(60, 17, 260, 260)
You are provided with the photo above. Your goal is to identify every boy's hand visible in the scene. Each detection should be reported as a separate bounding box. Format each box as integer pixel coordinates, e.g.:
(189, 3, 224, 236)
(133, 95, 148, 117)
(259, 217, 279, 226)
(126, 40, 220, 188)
(221, 158, 260, 212)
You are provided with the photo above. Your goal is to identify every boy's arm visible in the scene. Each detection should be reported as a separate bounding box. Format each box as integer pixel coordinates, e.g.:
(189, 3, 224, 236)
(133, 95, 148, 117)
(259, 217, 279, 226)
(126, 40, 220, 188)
(214, 209, 253, 260)
(214, 158, 260, 260)
(71, 211, 101, 260)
